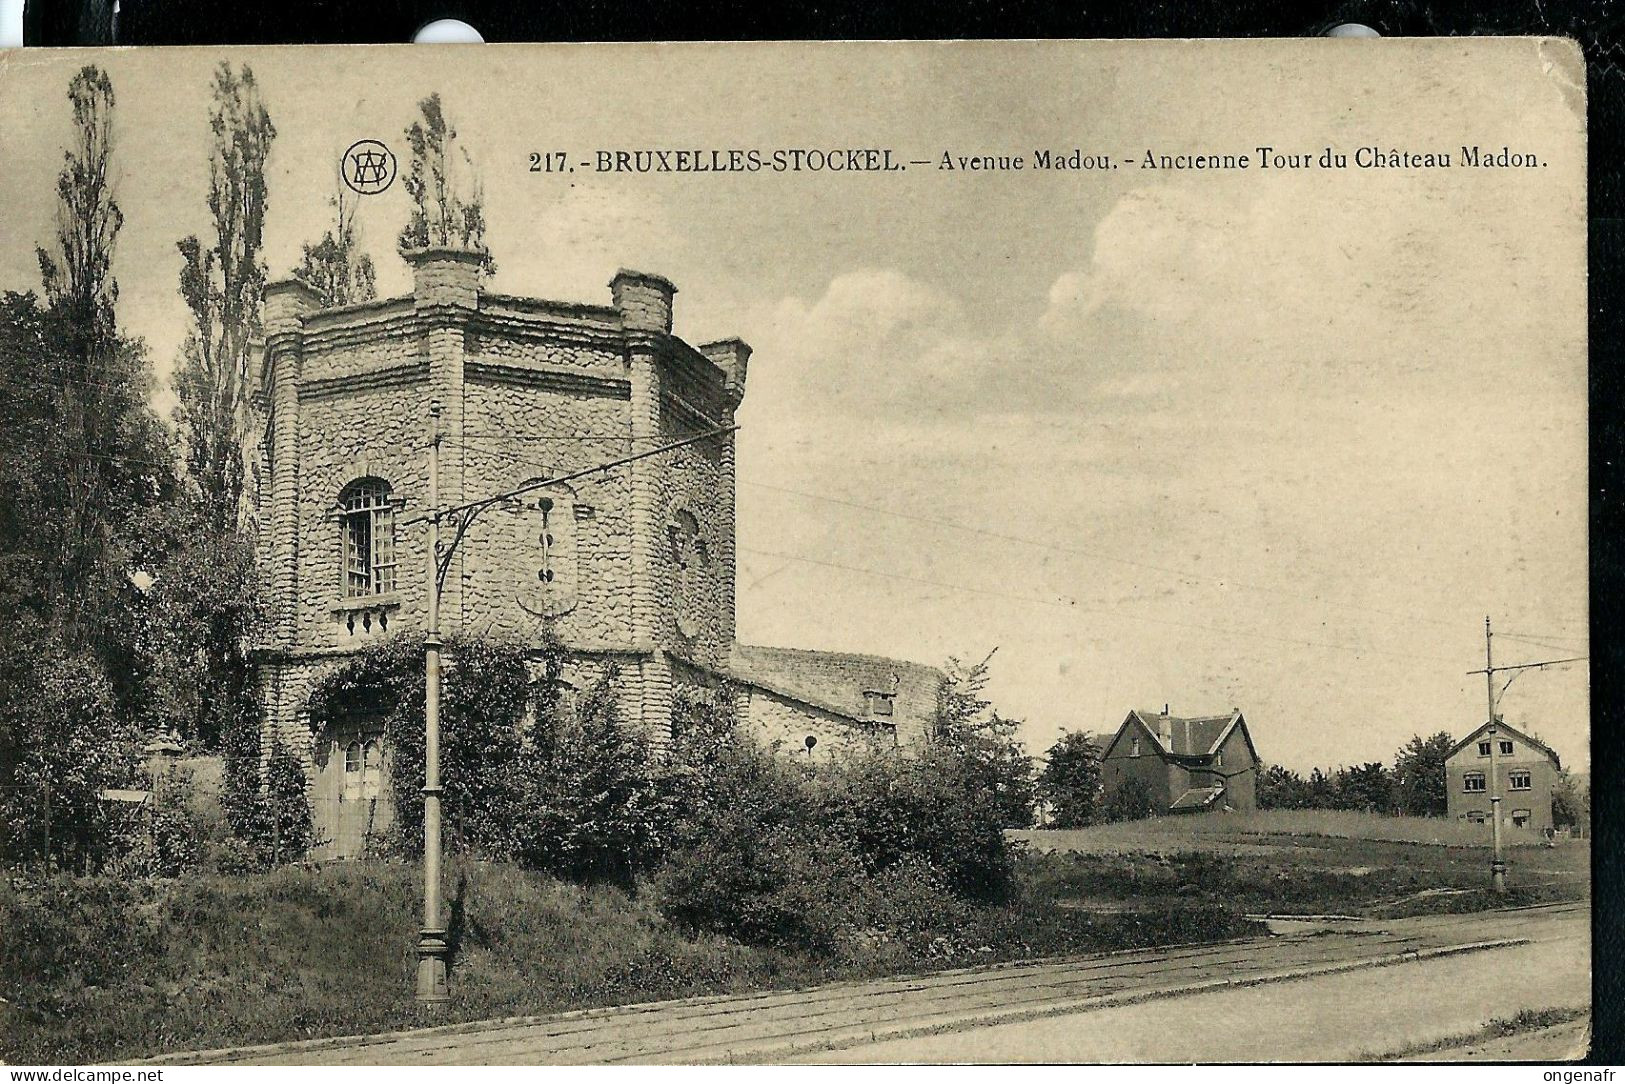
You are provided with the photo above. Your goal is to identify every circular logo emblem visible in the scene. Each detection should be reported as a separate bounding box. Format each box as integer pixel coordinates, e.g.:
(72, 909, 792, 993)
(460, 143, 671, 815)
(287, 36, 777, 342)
(341, 139, 397, 195)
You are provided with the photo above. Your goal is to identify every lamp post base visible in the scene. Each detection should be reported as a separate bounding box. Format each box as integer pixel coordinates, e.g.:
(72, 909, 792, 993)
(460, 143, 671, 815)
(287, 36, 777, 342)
(1490, 860, 1508, 894)
(416, 928, 450, 1004)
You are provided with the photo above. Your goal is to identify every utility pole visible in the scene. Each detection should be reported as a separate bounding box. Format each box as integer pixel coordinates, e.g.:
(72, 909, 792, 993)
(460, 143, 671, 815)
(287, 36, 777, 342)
(1483, 617, 1506, 893)
(1467, 616, 1587, 896)
(416, 405, 449, 1005)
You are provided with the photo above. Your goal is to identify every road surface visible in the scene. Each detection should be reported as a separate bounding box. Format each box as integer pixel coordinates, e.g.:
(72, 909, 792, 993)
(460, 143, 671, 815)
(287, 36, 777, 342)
(156, 902, 1588, 1065)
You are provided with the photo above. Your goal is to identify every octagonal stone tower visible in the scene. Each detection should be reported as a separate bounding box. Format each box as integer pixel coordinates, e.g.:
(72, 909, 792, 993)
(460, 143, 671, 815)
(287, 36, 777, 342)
(252, 249, 748, 856)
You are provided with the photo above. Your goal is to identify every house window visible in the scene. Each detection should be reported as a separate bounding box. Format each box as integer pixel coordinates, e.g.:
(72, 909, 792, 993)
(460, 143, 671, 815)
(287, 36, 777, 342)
(340, 479, 396, 597)
(1511, 809, 1532, 828)
(1509, 770, 1532, 791)
(863, 690, 895, 717)
(1466, 811, 1487, 824)
(1130, 737, 1141, 758)
(362, 739, 383, 800)
(1499, 740, 1514, 756)
(1463, 771, 1486, 793)
(1215, 751, 1223, 768)
(343, 740, 364, 800)
(1477, 741, 1492, 756)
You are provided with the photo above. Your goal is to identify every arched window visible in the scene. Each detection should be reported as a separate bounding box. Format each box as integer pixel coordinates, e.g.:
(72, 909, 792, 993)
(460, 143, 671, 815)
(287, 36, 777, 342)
(340, 479, 396, 597)
(362, 739, 383, 800)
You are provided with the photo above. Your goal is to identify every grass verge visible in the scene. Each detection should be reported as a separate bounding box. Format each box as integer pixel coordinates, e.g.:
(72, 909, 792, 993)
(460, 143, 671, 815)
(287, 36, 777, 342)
(1373, 1006, 1590, 1061)
(1, 859, 1262, 1065)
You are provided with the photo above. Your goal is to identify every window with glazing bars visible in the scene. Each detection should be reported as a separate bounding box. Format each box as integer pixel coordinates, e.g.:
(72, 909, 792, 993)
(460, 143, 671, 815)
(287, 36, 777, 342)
(341, 480, 396, 596)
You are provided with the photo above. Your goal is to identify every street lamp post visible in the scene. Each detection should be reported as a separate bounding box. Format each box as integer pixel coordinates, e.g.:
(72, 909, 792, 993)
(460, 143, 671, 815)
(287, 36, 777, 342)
(416, 407, 450, 1005)
(407, 420, 738, 1003)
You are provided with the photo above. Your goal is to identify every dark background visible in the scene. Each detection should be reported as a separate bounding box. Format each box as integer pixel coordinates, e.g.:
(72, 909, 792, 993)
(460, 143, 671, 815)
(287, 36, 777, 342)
(20, 0, 1625, 1064)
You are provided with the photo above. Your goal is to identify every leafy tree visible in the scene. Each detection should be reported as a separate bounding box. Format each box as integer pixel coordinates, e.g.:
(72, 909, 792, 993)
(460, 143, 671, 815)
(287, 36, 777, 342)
(164, 62, 274, 784)
(133, 500, 260, 749)
(1334, 761, 1393, 813)
(1102, 774, 1158, 823)
(1257, 763, 1312, 810)
(397, 93, 496, 274)
(1307, 766, 1336, 808)
(296, 184, 377, 307)
(0, 67, 168, 867)
(1392, 732, 1455, 816)
(932, 651, 1035, 828)
(1552, 769, 1588, 830)
(18, 67, 173, 656)
(1037, 732, 1102, 827)
(173, 61, 276, 532)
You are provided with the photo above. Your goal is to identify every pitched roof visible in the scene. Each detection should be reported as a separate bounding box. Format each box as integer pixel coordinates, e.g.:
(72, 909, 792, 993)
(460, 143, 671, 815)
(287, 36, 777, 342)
(1169, 785, 1226, 811)
(1127, 709, 1243, 758)
(1446, 718, 1562, 768)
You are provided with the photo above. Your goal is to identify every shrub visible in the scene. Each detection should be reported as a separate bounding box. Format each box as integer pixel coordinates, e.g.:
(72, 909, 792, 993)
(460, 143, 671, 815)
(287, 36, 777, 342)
(514, 665, 667, 885)
(104, 771, 205, 878)
(655, 735, 866, 951)
(0, 640, 139, 871)
(815, 743, 1017, 903)
(1102, 774, 1158, 822)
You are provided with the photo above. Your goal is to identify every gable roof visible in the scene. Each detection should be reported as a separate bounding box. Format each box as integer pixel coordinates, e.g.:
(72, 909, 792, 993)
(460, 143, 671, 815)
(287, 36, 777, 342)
(1446, 719, 1562, 768)
(1122, 708, 1252, 760)
(1169, 785, 1226, 811)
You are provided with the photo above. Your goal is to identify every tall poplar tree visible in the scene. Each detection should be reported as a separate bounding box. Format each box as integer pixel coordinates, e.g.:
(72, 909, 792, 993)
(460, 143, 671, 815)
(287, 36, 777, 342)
(397, 93, 495, 274)
(173, 61, 276, 533)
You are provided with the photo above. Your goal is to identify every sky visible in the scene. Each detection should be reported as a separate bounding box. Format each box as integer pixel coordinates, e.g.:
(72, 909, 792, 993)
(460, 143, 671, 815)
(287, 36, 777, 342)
(0, 40, 1589, 771)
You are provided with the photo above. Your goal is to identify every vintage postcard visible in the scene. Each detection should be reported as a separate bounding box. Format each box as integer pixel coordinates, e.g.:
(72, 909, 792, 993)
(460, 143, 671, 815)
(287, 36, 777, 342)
(0, 39, 1589, 1066)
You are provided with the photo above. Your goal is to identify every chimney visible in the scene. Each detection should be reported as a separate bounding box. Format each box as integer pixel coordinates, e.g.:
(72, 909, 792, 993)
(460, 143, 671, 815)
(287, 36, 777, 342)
(402, 246, 484, 311)
(611, 269, 677, 333)
(1158, 711, 1173, 750)
(700, 338, 752, 400)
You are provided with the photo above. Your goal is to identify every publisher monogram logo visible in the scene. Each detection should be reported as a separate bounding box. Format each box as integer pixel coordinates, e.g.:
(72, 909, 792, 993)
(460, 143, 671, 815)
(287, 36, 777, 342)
(341, 139, 397, 195)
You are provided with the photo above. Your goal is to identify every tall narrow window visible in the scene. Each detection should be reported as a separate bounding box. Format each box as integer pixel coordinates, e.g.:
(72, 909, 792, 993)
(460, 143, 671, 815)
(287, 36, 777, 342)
(343, 740, 363, 800)
(341, 479, 396, 597)
(362, 739, 383, 800)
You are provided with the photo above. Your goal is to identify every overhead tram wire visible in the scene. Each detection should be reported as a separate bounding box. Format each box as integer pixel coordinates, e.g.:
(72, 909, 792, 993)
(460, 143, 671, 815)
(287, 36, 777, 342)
(735, 477, 1511, 637)
(737, 543, 1461, 666)
(386, 435, 1579, 663)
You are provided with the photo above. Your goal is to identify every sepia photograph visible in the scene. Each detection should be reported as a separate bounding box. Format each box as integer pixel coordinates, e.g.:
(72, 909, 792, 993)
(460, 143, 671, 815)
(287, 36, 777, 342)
(0, 38, 1591, 1065)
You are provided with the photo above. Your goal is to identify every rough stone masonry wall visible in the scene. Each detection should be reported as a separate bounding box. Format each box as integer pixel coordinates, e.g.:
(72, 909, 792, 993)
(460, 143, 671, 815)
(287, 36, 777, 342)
(743, 686, 894, 763)
(734, 645, 943, 748)
(255, 257, 748, 761)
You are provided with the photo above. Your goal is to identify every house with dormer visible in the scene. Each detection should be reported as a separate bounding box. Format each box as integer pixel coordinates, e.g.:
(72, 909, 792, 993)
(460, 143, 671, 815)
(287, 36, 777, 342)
(1098, 707, 1259, 814)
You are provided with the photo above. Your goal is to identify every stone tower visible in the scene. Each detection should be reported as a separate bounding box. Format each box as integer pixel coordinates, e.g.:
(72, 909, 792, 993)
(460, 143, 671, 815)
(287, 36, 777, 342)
(251, 248, 748, 854)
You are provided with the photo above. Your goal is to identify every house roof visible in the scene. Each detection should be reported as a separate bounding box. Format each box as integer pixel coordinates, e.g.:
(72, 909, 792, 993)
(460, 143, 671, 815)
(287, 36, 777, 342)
(1446, 718, 1562, 768)
(1169, 785, 1226, 811)
(1126, 709, 1247, 759)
